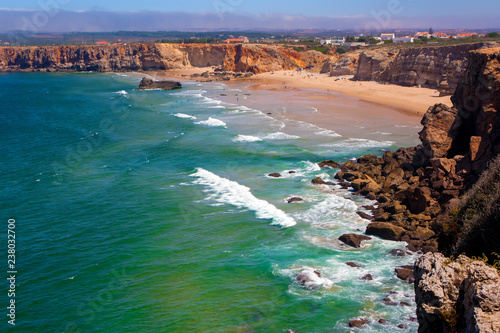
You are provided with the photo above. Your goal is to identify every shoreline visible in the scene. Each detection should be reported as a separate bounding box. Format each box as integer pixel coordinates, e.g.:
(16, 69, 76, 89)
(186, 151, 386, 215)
(151, 68, 429, 146)
(154, 68, 452, 116)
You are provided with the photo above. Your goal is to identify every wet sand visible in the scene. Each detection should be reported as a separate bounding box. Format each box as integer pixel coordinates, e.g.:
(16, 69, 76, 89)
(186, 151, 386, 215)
(150, 68, 450, 146)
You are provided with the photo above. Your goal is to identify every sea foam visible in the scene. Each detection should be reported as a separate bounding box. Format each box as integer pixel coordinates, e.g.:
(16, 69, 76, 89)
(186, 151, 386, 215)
(195, 117, 227, 128)
(262, 132, 300, 140)
(232, 135, 263, 143)
(191, 168, 296, 227)
(174, 113, 197, 120)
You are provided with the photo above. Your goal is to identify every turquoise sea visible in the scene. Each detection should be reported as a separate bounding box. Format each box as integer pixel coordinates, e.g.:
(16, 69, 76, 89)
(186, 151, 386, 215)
(1, 72, 421, 332)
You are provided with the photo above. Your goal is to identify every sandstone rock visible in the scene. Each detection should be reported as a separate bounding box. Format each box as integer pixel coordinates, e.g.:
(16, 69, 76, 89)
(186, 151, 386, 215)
(415, 252, 500, 333)
(138, 77, 182, 90)
(338, 234, 372, 248)
(311, 177, 334, 185)
(407, 187, 433, 214)
(365, 222, 406, 241)
(419, 104, 460, 160)
(356, 211, 374, 221)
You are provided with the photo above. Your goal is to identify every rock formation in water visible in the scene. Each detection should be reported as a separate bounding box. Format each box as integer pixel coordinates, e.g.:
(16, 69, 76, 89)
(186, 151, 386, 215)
(0, 43, 311, 74)
(137, 77, 182, 90)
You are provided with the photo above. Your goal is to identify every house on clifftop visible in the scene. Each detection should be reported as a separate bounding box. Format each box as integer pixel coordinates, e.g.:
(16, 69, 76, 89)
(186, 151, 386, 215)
(224, 38, 249, 44)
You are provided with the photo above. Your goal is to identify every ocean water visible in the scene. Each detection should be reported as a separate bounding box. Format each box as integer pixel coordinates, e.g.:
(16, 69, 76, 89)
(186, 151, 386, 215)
(1, 72, 421, 332)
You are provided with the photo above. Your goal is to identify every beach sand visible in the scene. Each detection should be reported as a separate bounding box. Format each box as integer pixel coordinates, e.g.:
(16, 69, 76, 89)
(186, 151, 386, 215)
(152, 68, 452, 145)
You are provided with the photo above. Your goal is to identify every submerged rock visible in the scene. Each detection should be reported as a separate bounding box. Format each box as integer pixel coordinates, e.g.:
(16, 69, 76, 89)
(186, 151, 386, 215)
(287, 197, 304, 204)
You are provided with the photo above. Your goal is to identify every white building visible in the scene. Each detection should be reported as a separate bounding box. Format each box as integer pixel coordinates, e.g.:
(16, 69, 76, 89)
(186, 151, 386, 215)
(393, 36, 414, 43)
(381, 33, 395, 41)
(320, 37, 345, 45)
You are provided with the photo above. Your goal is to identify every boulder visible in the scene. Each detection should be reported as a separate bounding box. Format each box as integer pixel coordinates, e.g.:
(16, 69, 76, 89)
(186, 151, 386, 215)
(418, 104, 460, 160)
(356, 211, 374, 221)
(395, 266, 415, 283)
(349, 318, 368, 328)
(137, 77, 182, 90)
(287, 197, 304, 204)
(361, 274, 373, 281)
(268, 173, 282, 178)
(346, 262, 361, 268)
(338, 234, 372, 248)
(383, 297, 397, 306)
(365, 222, 406, 241)
(406, 187, 433, 214)
(318, 160, 340, 168)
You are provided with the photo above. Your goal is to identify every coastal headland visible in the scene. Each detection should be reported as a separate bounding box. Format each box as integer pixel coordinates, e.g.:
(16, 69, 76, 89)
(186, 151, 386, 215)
(3, 41, 499, 331)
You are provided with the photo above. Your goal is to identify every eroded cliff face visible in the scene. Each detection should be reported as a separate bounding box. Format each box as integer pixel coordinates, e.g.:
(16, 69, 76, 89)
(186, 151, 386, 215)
(415, 253, 500, 333)
(0, 43, 307, 74)
(324, 43, 500, 95)
(322, 52, 359, 76)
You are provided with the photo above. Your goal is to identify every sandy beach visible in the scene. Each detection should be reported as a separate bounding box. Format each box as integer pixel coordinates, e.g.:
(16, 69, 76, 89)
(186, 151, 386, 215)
(157, 68, 452, 116)
(151, 67, 453, 145)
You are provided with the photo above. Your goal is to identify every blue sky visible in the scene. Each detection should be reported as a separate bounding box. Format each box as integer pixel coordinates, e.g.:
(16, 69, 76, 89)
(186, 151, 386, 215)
(2, 0, 498, 17)
(0, 0, 498, 32)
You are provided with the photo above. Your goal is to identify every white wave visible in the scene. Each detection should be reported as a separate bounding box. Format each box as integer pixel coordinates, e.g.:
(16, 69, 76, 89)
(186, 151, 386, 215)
(319, 138, 395, 149)
(115, 90, 129, 96)
(191, 168, 296, 227)
(232, 135, 263, 143)
(174, 113, 197, 120)
(194, 117, 227, 128)
(171, 89, 206, 98)
(262, 132, 300, 140)
(294, 194, 360, 229)
(201, 96, 223, 105)
(271, 161, 321, 179)
(315, 130, 342, 137)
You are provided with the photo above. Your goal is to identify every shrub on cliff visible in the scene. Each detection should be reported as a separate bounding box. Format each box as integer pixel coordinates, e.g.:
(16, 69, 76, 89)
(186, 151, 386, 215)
(451, 154, 500, 266)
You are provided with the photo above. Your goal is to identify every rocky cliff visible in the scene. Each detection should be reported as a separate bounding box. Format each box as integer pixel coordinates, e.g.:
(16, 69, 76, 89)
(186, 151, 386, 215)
(0, 43, 308, 74)
(415, 253, 500, 333)
(326, 43, 500, 95)
(323, 46, 500, 333)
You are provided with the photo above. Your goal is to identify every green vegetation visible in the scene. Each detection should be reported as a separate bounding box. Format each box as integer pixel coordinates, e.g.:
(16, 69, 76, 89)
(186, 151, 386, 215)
(451, 155, 500, 269)
(488, 32, 499, 38)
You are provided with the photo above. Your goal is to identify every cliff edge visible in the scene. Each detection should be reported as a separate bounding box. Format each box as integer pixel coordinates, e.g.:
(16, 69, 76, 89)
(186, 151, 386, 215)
(0, 43, 308, 74)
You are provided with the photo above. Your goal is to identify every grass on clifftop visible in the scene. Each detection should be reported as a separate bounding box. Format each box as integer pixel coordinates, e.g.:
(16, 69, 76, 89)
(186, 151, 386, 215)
(451, 154, 500, 268)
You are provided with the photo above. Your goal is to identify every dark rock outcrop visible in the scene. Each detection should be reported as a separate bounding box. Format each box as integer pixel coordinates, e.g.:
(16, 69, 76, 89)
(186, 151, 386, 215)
(137, 77, 181, 90)
(338, 233, 371, 248)
(349, 318, 368, 328)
